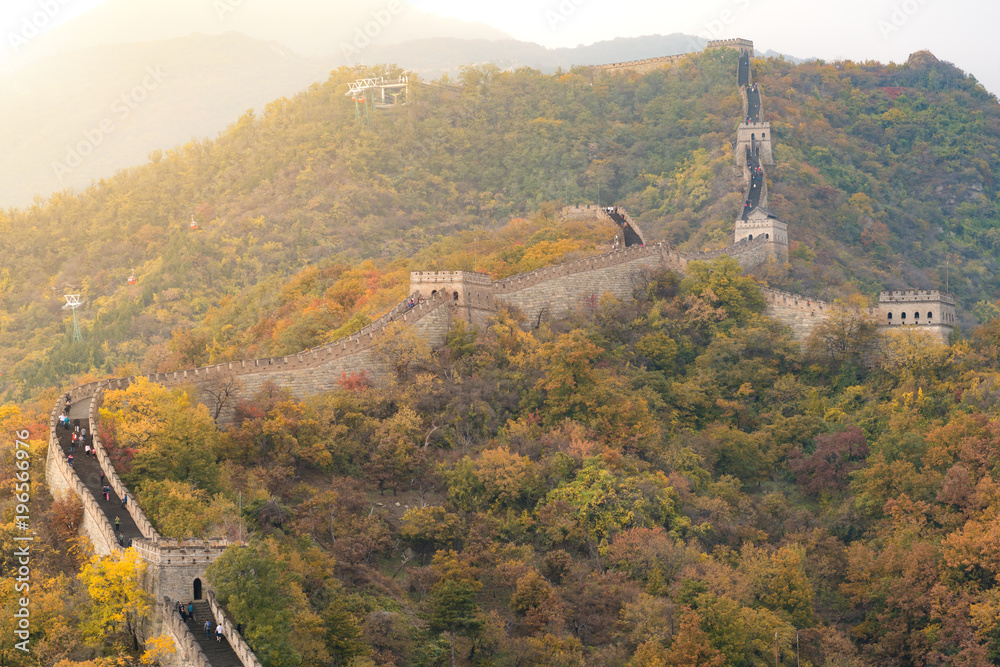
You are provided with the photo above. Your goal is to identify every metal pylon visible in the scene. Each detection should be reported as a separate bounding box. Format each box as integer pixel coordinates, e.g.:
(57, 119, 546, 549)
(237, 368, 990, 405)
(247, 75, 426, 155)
(63, 295, 84, 343)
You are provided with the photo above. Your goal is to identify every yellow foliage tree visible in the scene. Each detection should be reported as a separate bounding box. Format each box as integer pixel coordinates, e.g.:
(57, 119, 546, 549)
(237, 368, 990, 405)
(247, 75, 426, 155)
(141, 635, 176, 666)
(77, 549, 151, 648)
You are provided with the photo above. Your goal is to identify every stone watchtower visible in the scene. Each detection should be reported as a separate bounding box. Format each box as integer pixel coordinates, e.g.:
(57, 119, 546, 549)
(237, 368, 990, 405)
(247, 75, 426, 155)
(735, 122, 775, 166)
(706, 38, 755, 57)
(877, 290, 956, 343)
(734, 208, 788, 262)
(409, 270, 497, 327)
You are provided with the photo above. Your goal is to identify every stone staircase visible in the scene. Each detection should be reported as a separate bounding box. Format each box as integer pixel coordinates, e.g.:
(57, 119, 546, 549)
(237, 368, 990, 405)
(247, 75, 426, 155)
(55, 403, 142, 545)
(742, 148, 765, 218)
(738, 51, 750, 87)
(182, 601, 243, 667)
(746, 84, 761, 122)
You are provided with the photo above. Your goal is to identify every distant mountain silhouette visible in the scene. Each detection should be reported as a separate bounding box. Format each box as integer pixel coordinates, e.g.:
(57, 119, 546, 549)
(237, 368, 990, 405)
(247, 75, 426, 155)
(360, 34, 709, 77)
(15, 0, 509, 63)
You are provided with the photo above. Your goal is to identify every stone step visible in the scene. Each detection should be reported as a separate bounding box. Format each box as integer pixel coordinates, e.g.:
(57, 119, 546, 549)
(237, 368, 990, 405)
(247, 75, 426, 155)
(176, 601, 244, 667)
(55, 409, 143, 544)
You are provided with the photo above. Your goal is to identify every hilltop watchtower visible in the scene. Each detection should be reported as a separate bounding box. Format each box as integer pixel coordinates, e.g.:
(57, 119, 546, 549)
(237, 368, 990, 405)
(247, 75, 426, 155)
(409, 271, 497, 326)
(706, 38, 755, 57)
(878, 290, 956, 343)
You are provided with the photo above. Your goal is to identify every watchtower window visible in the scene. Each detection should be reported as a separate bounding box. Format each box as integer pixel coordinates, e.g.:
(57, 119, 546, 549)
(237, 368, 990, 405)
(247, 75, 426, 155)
(927, 311, 933, 319)
(887, 312, 893, 321)
(453, 291, 459, 301)
(761, 133, 766, 139)
(765, 233, 769, 240)
(914, 312, 920, 320)
(748, 234, 753, 241)
(901, 312, 906, 320)
(751, 133, 755, 141)
(194, 578, 202, 600)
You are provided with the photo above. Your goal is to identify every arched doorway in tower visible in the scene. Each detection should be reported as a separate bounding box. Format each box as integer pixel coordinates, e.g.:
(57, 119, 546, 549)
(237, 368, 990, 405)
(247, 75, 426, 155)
(194, 578, 203, 600)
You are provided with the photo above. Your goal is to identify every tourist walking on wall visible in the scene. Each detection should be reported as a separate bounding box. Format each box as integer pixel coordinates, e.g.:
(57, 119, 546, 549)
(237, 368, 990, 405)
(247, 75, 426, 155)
(189, 602, 194, 619)
(122, 493, 128, 509)
(114, 516, 120, 532)
(205, 620, 212, 639)
(216, 625, 224, 642)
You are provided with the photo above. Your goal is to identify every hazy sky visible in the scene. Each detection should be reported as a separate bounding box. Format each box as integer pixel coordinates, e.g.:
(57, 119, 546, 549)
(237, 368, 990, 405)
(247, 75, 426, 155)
(2, 0, 997, 95)
(407, 0, 997, 94)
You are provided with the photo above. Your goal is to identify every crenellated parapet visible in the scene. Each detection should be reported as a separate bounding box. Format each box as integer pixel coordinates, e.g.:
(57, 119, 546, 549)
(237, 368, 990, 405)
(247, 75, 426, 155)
(593, 53, 690, 74)
(878, 290, 956, 343)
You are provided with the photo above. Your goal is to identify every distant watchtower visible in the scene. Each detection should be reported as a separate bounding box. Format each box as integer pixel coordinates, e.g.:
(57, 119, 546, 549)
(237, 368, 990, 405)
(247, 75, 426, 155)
(409, 271, 497, 327)
(734, 208, 788, 263)
(735, 122, 775, 166)
(706, 38, 755, 57)
(878, 290, 956, 343)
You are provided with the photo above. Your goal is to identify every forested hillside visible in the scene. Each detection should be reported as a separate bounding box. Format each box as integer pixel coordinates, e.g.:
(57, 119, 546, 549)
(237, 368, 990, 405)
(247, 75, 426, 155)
(3, 44, 1000, 667)
(0, 47, 997, 402)
(13, 258, 1000, 666)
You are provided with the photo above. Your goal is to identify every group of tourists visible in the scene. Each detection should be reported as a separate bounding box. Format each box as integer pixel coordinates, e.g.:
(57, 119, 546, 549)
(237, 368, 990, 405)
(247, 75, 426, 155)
(177, 602, 227, 642)
(60, 408, 96, 466)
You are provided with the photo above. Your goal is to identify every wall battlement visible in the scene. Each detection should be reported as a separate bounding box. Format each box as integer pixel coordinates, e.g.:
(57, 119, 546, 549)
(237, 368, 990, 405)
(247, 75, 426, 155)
(880, 290, 955, 304)
(594, 53, 690, 74)
(411, 270, 493, 287)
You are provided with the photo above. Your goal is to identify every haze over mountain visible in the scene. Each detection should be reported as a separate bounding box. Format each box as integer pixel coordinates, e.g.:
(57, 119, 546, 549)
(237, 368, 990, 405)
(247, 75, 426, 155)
(9, 0, 510, 63)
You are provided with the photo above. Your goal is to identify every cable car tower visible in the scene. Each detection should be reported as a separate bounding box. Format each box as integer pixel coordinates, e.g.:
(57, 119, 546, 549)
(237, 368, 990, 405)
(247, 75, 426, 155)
(63, 295, 84, 343)
(347, 76, 410, 125)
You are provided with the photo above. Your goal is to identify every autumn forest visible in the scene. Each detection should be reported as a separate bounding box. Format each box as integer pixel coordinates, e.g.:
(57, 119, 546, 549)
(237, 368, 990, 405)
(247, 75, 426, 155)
(2, 44, 1000, 667)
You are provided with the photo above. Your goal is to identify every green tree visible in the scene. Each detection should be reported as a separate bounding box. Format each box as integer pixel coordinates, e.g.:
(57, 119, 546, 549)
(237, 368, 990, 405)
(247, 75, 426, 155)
(207, 544, 301, 667)
(680, 258, 765, 326)
(425, 578, 482, 667)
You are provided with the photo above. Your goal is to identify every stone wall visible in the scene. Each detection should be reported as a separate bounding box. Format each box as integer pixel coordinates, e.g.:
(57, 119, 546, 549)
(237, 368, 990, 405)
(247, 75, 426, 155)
(496, 245, 674, 323)
(594, 53, 690, 75)
(81, 291, 452, 425)
(761, 289, 838, 340)
(160, 596, 212, 667)
(45, 398, 118, 556)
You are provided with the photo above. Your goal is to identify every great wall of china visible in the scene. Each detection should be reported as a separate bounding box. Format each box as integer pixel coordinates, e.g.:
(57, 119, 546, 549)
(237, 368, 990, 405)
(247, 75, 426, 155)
(41, 38, 957, 667)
